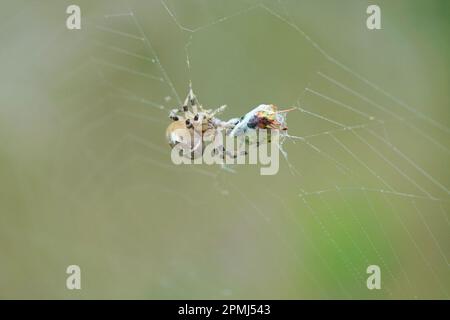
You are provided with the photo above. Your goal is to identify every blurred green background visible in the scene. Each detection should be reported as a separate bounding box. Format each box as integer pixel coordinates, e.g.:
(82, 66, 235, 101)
(0, 0, 449, 299)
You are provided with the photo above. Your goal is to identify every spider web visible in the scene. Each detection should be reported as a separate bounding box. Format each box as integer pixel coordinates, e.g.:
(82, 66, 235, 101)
(2, 0, 449, 299)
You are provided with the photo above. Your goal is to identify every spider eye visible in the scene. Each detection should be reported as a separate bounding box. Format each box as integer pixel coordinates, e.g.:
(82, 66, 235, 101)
(194, 114, 199, 121)
(182, 105, 188, 112)
(185, 119, 190, 125)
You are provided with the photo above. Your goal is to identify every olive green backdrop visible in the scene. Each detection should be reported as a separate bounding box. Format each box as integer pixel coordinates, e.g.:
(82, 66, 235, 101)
(0, 0, 449, 299)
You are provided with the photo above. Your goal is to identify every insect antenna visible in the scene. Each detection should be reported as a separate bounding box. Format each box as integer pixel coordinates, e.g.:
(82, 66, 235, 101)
(276, 107, 297, 113)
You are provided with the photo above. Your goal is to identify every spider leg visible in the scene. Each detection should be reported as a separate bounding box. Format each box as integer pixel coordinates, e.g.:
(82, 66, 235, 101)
(179, 85, 201, 126)
(175, 89, 193, 128)
(169, 108, 182, 121)
(210, 104, 227, 117)
(188, 85, 211, 133)
(188, 85, 199, 115)
(181, 93, 191, 116)
(216, 144, 247, 160)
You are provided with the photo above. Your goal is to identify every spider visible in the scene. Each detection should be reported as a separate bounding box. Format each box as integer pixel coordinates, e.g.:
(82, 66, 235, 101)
(165, 86, 239, 159)
(166, 86, 293, 160)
